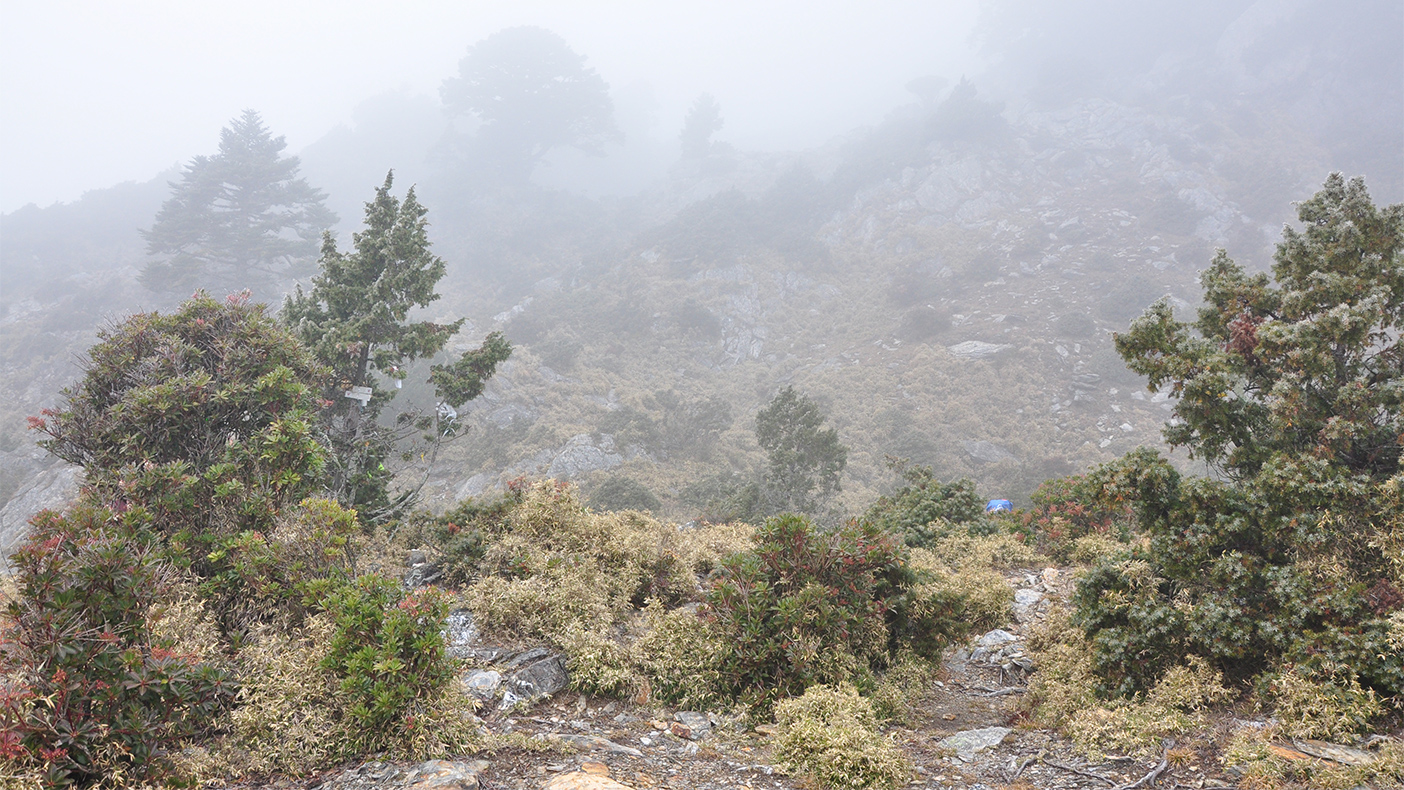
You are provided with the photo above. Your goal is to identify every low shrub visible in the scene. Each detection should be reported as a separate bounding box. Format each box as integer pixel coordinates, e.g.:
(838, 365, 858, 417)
(708, 516, 905, 707)
(225, 604, 480, 776)
(561, 599, 727, 709)
(1025, 604, 1233, 758)
(1022, 471, 1133, 561)
(868, 650, 940, 724)
(772, 684, 911, 790)
(1023, 606, 1100, 730)
(203, 497, 359, 631)
(1263, 663, 1383, 742)
(318, 575, 466, 753)
(1063, 656, 1234, 757)
(463, 481, 747, 645)
(588, 476, 663, 513)
(1, 505, 234, 787)
(707, 514, 994, 710)
(863, 462, 987, 547)
(630, 600, 726, 709)
(391, 493, 517, 588)
(903, 547, 1013, 655)
(225, 618, 343, 776)
(924, 533, 1042, 572)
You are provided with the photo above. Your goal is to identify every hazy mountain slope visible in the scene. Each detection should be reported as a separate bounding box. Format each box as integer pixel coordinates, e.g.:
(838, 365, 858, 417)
(408, 91, 1338, 516)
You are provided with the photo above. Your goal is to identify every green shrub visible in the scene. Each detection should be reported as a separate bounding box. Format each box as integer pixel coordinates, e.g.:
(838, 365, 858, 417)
(1, 505, 234, 787)
(1264, 663, 1383, 742)
(203, 497, 359, 630)
(27, 293, 329, 632)
(588, 476, 663, 513)
(318, 575, 462, 753)
(1072, 456, 1404, 704)
(391, 494, 516, 588)
(1081, 176, 1404, 718)
(707, 514, 981, 709)
(772, 684, 911, 790)
(1022, 471, 1132, 560)
(863, 461, 985, 547)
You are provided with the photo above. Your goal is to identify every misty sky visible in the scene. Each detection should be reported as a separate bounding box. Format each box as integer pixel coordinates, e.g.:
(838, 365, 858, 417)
(0, 1, 982, 213)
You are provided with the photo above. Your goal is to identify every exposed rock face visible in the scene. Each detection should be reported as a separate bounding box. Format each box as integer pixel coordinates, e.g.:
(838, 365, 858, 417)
(503, 654, 571, 706)
(961, 440, 1016, 465)
(0, 462, 80, 569)
(547, 434, 624, 480)
(946, 341, 1011, 360)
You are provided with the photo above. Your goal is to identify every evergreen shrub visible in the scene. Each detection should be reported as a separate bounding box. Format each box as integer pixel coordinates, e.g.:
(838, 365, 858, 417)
(862, 462, 988, 547)
(318, 575, 458, 749)
(707, 515, 985, 709)
(1, 506, 234, 787)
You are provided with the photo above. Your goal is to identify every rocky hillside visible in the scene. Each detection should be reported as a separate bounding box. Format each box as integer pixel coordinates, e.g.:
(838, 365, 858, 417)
(409, 92, 1327, 516)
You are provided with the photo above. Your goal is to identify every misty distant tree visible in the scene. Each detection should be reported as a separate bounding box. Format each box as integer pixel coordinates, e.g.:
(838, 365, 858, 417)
(905, 75, 950, 108)
(679, 93, 724, 158)
(282, 172, 511, 517)
(439, 26, 621, 182)
(756, 386, 848, 515)
(928, 78, 1007, 142)
(142, 110, 337, 296)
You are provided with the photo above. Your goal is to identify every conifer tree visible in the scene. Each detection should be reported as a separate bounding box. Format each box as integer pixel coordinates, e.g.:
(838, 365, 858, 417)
(282, 172, 510, 517)
(679, 93, 723, 159)
(756, 386, 848, 515)
(142, 109, 336, 295)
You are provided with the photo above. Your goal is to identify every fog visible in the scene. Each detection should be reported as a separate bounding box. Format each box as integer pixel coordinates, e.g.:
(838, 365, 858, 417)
(1, 0, 983, 213)
(1, 0, 1402, 532)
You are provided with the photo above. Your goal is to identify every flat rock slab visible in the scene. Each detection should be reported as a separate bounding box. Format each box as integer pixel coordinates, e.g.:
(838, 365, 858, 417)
(1292, 739, 1377, 765)
(405, 759, 489, 790)
(542, 773, 633, 790)
(939, 726, 1013, 758)
(976, 629, 1018, 648)
(948, 340, 1012, 360)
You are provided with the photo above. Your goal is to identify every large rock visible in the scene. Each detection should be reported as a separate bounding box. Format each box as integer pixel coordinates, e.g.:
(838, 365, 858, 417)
(962, 439, 1016, 464)
(1012, 588, 1043, 622)
(462, 670, 502, 700)
(443, 609, 480, 659)
(939, 726, 1013, 759)
(405, 760, 489, 790)
(502, 653, 569, 706)
(976, 629, 1018, 648)
(546, 434, 623, 480)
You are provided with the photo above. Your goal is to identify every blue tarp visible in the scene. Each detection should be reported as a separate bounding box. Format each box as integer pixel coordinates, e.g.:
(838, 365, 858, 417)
(985, 499, 1014, 513)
